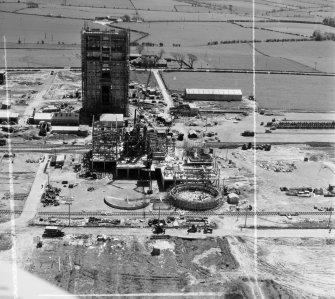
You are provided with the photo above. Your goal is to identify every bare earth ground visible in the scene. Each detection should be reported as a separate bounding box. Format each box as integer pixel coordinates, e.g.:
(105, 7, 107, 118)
(1, 228, 334, 298)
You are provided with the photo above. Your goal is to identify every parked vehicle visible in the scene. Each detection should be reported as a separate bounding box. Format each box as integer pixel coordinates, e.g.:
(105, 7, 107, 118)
(187, 224, 198, 233)
(42, 226, 64, 238)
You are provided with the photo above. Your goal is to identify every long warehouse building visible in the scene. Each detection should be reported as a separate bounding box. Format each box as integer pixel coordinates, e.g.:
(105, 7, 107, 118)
(184, 88, 242, 101)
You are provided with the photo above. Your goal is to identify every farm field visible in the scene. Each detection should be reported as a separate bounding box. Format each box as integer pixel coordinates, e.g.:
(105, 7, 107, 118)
(17, 6, 134, 20)
(137, 10, 260, 21)
(162, 71, 335, 111)
(0, 2, 27, 12)
(27, 0, 134, 9)
(255, 41, 335, 73)
(144, 43, 317, 72)
(198, 0, 332, 17)
(0, 49, 80, 68)
(253, 22, 335, 36)
(0, 12, 93, 44)
(174, 5, 218, 13)
(132, 0, 185, 11)
(117, 22, 301, 47)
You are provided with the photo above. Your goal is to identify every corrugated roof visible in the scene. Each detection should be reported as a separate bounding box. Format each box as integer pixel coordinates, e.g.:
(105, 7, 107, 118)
(185, 89, 242, 95)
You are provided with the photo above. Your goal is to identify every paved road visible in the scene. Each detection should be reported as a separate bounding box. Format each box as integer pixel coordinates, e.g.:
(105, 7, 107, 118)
(152, 69, 173, 113)
(20, 72, 56, 125)
(0, 155, 49, 230)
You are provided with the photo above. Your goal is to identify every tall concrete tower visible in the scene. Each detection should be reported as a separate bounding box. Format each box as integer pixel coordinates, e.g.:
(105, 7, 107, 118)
(81, 28, 129, 116)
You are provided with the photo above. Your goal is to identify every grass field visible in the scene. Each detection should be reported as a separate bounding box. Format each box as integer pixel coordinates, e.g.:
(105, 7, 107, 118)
(144, 43, 317, 72)
(137, 10, 259, 21)
(17, 6, 135, 20)
(162, 71, 335, 111)
(255, 41, 335, 73)
(0, 48, 81, 68)
(253, 22, 335, 36)
(30, 0, 133, 9)
(132, 0, 183, 11)
(117, 22, 300, 46)
(0, 12, 109, 44)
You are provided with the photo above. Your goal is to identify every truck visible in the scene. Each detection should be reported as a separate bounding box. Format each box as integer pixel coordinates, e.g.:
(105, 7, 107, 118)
(42, 226, 64, 238)
(241, 131, 255, 137)
(55, 154, 65, 168)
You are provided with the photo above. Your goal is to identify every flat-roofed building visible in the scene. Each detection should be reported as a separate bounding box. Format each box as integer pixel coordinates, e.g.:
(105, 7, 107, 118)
(0, 110, 19, 124)
(184, 88, 242, 101)
(99, 113, 124, 127)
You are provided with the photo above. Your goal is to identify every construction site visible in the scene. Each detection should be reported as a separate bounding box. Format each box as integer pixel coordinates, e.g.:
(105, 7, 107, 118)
(0, 24, 335, 299)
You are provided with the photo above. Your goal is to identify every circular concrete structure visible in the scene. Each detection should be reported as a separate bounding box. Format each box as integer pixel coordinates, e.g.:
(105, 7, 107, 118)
(104, 197, 150, 210)
(169, 183, 221, 211)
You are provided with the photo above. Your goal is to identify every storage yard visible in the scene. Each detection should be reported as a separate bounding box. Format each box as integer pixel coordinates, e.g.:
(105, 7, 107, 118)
(0, 0, 335, 298)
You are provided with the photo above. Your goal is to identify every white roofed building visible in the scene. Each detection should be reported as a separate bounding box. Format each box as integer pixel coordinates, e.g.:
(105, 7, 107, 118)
(184, 88, 242, 101)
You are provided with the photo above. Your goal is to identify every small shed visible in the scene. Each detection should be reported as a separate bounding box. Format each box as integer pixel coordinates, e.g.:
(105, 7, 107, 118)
(151, 247, 160, 256)
(188, 130, 198, 139)
(227, 193, 239, 205)
(1, 101, 11, 110)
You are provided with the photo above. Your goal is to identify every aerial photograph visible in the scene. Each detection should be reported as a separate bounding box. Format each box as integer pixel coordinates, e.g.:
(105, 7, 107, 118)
(0, 0, 334, 298)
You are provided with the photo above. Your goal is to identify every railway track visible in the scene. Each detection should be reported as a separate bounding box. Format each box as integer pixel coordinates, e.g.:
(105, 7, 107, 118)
(37, 211, 333, 217)
(0, 143, 90, 153)
(1, 210, 331, 217)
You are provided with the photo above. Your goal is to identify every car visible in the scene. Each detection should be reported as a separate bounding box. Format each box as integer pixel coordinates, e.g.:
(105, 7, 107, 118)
(286, 214, 292, 220)
(203, 227, 213, 234)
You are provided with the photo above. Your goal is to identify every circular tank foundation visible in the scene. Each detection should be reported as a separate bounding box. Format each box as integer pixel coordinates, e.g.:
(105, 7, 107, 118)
(104, 197, 150, 210)
(169, 183, 221, 211)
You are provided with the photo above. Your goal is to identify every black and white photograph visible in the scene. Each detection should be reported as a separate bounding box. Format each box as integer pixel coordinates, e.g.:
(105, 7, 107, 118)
(0, 0, 334, 298)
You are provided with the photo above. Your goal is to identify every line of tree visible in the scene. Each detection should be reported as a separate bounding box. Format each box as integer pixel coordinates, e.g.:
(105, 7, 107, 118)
(171, 53, 197, 69)
(207, 38, 311, 45)
(323, 17, 335, 28)
(312, 30, 335, 41)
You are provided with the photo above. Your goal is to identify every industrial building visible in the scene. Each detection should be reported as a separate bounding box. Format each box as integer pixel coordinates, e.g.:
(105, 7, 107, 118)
(31, 112, 79, 126)
(0, 71, 5, 85)
(81, 28, 129, 117)
(184, 88, 242, 101)
(0, 110, 19, 123)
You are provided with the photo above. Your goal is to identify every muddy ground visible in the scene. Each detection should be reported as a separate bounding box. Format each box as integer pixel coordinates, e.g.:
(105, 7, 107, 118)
(24, 235, 250, 298)
(20, 234, 324, 298)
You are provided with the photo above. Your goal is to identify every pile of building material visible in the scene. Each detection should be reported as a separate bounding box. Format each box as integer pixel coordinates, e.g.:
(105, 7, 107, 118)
(257, 160, 296, 172)
(41, 185, 61, 206)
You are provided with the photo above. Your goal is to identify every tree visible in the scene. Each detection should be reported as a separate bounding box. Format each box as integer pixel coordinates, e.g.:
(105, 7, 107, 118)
(141, 56, 149, 70)
(136, 44, 144, 54)
(172, 52, 185, 68)
(122, 14, 130, 22)
(187, 53, 197, 69)
(313, 30, 323, 41)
